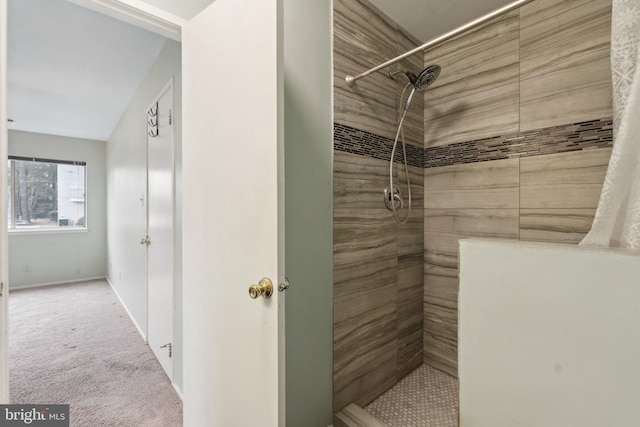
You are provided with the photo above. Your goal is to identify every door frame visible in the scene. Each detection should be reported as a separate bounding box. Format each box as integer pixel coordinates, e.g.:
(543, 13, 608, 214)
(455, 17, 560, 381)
(0, 1, 286, 421)
(0, 1, 185, 403)
(0, 0, 9, 404)
(65, 0, 185, 41)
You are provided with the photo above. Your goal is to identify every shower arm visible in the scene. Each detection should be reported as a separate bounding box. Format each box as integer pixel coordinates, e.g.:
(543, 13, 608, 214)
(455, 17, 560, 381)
(345, 0, 536, 87)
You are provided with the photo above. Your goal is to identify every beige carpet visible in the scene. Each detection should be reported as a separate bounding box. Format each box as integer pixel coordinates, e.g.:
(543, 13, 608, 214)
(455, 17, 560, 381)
(9, 279, 183, 426)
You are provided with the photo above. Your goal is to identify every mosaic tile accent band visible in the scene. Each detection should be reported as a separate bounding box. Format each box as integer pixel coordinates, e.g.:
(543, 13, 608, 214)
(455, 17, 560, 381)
(334, 123, 425, 168)
(425, 118, 613, 168)
(334, 118, 613, 169)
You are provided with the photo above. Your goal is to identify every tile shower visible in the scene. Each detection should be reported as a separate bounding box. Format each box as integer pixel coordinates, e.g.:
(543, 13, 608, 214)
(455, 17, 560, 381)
(333, 0, 614, 421)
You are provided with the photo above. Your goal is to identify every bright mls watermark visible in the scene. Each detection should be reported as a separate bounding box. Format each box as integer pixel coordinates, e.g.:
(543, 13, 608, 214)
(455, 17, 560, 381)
(0, 405, 69, 426)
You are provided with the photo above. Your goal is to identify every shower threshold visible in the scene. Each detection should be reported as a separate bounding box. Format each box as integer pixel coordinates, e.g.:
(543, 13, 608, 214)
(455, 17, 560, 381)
(336, 364, 458, 427)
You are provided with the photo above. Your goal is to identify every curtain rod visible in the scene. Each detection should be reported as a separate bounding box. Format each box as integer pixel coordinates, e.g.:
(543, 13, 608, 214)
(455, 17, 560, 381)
(345, 0, 536, 87)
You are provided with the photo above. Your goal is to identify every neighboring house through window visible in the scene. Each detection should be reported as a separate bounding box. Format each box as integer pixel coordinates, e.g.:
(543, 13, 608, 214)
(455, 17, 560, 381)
(7, 156, 87, 230)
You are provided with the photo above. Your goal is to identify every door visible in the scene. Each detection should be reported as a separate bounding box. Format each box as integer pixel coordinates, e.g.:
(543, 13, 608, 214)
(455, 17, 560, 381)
(182, 0, 284, 426)
(146, 81, 174, 379)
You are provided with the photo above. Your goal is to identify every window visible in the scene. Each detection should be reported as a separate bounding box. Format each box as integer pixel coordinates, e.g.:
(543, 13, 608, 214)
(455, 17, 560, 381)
(7, 156, 87, 230)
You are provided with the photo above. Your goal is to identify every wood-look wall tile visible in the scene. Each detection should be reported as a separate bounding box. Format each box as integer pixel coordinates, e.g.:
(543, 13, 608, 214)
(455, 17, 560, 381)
(334, 255, 397, 303)
(334, 333, 398, 410)
(425, 209, 519, 238)
(424, 273, 458, 311)
(423, 11, 520, 147)
(424, 303, 457, 347)
(334, 206, 397, 327)
(333, 0, 397, 62)
(518, 143, 609, 241)
(334, 208, 398, 410)
(423, 217, 518, 378)
(425, 158, 520, 209)
(334, 279, 396, 327)
(333, 265, 398, 411)
(522, 184, 605, 209)
(397, 254, 423, 379)
(423, 314, 458, 378)
(425, 188, 520, 210)
(520, 148, 611, 186)
(334, 0, 423, 147)
(424, 232, 460, 273)
(425, 158, 520, 191)
(396, 32, 424, 148)
(334, 208, 397, 262)
(425, 230, 518, 269)
(520, 208, 597, 243)
(334, 153, 424, 251)
(398, 213, 424, 257)
(520, 149, 610, 209)
(334, 70, 398, 144)
(398, 166, 424, 256)
(333, 0, 398, 142)
(424, 271, 458, 377)
(520, 0, 612, 130)
(397, 164, 424, 206)
(334, 152, 390, 209)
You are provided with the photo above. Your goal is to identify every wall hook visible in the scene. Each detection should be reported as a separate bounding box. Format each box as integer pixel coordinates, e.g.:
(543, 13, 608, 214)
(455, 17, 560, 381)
(148, 102, 158, 117)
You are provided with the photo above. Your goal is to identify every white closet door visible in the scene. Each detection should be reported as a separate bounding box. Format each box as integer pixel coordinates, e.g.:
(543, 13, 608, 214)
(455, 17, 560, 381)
(146, 82, 174, 379)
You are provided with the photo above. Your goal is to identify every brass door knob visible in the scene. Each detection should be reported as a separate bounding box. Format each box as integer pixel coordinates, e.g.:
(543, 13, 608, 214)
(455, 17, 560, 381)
(249, 277, 273, 299)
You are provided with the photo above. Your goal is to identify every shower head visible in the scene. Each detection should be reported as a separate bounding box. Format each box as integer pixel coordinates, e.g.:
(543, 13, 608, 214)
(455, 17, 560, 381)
(395, 65, 441, 117)
(405, 65, 441, 91)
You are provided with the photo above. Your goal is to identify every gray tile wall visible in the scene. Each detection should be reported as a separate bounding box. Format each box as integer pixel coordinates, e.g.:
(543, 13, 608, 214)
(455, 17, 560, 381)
(333, 0, 614, 408)
(423, 11, 520, 148)
(422, 0, 614, 376)
(520, 0, 612, 130)
(333, 0, 425, 412)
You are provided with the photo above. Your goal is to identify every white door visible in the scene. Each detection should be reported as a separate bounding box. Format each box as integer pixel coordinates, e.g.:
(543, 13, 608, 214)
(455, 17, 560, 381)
(182, 0, 284, 426)
(146, 81, 174, 380)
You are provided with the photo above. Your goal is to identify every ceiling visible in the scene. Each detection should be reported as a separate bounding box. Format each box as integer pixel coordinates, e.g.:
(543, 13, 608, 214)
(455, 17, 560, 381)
(8, 0, 518, 141)
(366, 0, 517, 43)
(7, 0, 168, 141)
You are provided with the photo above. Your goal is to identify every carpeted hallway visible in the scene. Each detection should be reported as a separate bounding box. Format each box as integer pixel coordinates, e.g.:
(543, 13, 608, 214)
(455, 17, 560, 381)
(9, 279, 183, 426)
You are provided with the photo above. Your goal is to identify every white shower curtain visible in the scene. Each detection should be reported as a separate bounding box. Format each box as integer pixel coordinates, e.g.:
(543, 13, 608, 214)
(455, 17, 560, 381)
(581, 0, 640, 249)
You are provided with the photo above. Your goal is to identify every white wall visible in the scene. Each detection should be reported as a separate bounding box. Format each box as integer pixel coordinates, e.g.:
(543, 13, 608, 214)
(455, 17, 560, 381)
(459, 239, 640, 427)
(283, 0, 334, 424)
(107, 39, 183, 392)
(8, 130, 107, 288)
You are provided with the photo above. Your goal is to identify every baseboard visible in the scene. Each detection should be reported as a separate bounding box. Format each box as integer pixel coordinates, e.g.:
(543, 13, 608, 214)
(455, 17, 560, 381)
(106, 276, 147, 342)
(8, 276, 106, 291)
(172, 381, 183, 401)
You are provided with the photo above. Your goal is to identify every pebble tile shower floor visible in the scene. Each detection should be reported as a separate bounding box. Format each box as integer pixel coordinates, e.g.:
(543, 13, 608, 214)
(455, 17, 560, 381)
(365, 365, 458, 427)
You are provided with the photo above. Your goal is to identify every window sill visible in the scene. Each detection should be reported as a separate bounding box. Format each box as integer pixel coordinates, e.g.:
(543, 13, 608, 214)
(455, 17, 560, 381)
(8, 227, 89, 236)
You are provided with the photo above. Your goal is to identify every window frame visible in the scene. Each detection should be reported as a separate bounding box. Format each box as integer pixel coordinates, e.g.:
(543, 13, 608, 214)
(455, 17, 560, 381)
(7, 156, 88, 233)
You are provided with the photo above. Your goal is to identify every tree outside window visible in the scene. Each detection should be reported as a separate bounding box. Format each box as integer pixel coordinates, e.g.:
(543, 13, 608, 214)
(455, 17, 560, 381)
(8, 157, 86, 229)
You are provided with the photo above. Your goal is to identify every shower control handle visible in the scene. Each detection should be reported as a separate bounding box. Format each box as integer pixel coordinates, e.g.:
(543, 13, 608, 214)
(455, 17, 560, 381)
(393, 193, 403, 209)
(384, 184, 403, 210)
(249, 277, 273, 299)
